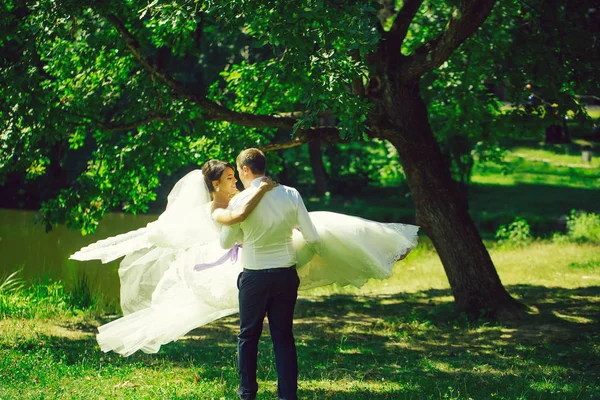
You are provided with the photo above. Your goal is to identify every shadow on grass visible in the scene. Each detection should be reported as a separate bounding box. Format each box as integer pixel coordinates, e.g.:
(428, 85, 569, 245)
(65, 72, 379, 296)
(503, 139, 599, 154)
(469, 182, 600, 235)
(3, 285, 599, 399)
(309, 180, 598, 237)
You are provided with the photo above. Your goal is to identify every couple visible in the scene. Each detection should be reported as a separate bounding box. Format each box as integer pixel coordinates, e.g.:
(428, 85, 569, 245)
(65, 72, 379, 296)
(71, 148, 419, 400)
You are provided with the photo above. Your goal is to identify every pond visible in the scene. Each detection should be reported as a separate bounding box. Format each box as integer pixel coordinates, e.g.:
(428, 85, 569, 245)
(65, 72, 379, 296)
(0, 209, 156, 302)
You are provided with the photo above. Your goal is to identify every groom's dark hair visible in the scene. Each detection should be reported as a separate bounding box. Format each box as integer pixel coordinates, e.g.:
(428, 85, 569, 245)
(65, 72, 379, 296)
(237, 148, 266, 174)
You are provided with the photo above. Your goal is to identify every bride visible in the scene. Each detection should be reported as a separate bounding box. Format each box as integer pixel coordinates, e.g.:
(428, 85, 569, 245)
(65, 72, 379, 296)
(70, 159, 419, 356)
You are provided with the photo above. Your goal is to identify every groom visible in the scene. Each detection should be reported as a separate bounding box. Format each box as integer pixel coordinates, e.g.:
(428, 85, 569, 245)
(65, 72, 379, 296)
(220, 148, 320, 400)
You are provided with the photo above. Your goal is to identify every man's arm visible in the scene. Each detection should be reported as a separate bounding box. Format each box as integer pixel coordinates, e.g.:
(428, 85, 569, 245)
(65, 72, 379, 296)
(214, 178, 277, 226)
(295, 190, 321, 254)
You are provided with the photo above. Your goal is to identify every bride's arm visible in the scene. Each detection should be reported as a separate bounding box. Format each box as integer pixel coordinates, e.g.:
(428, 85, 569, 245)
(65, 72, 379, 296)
(214, 177, 278, 226)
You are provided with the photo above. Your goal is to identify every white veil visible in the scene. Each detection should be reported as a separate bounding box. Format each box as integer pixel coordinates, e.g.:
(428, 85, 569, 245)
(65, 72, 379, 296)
(71, 169, 219, 314)
(166, 169, 211, 211)
(147, 169, 218, 249)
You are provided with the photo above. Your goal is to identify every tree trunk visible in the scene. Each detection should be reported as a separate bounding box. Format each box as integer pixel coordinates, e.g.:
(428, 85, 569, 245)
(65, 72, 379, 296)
(308, 139, 328, 196)
(545, 124, 562, 144)
(561, 118, 571, 143)
(382, 83, 525, 319)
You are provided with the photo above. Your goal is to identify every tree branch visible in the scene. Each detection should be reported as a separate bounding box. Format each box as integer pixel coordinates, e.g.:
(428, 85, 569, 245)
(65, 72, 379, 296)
(199, 107, 297, 128)
(100, 115, 170, 131)
(258, 127, 341, 152)
(273, 110, 333, 119)
(70, 112, 170, 132)
(401, 0, 496, 80)
(385, 0, 424, 51)
(103, 12, 298, 130)
(350, 50, 367, 97)
(259, 138, 307, 152)
(375, 0, 395, 35)
(104, 13, 187, 96)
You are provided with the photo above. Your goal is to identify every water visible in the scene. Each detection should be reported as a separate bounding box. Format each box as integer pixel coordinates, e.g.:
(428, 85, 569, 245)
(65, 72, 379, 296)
(0, 209, 156, 302)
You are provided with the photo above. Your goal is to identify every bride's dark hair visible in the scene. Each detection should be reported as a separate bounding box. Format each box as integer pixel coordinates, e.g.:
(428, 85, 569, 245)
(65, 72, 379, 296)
(202, 160, 235, 194)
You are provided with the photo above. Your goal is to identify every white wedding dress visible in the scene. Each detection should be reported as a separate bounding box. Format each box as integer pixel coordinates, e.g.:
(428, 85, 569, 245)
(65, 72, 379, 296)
(70, 170, 419, 356)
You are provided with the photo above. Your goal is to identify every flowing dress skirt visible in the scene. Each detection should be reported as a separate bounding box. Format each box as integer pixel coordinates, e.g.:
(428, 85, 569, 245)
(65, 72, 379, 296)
(71, 211, 418, 356)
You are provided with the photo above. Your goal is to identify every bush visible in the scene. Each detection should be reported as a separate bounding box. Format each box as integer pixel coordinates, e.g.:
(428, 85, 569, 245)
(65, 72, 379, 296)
(0, 279, 71, 319)
(70, 273, 93, 310)
(565, 210, 600, 243)
(495, 217, 532, 247)
(0, 270, 108, 319)
(550, 232, 571, 244)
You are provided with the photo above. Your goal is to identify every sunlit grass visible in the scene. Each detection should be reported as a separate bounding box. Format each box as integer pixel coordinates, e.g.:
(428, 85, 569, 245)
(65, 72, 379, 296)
(490, 241, 600, 288)
(3, 239, 598, 399)
(585, 105, 600, 119)
(0, 271, 116, 320)
(1, 139, 599, 398)
(499, 103, 600, 120)
(472, 141, 599, 190)
(510, 146, 600, 168)
(304, 239, 600, 299)
(307, 143, 599, 242)
(466, 142, 599, 238)
(472, 156, 599, 189)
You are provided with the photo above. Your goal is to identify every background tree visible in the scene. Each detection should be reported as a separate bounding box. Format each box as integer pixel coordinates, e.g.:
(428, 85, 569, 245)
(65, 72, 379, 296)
(1, 0, 598, 317)
(500, 0, 600, 143)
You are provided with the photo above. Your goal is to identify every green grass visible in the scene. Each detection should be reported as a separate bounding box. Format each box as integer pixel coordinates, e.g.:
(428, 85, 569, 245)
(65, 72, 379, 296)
(509, 147, 600, 169)
(473, 155, 599, 189)
(499, 103, 600, 120)
(468, 141, 600, 237)
(0, 270, 118, 320)
(309, 141, 600, 239)
(2, 135, 599, 399)
(585, 105, 600, 119)
(1, 240, 599, 399)
(474, 140, 599, 190)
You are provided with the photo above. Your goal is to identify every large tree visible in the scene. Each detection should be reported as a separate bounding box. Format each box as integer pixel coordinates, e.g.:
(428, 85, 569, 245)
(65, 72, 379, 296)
(1, 0, 597, 316)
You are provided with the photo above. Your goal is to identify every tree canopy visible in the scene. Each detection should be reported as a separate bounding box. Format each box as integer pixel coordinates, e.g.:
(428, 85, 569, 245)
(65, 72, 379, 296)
(2, 0, 598, 316)
(2, 0, 597, 232)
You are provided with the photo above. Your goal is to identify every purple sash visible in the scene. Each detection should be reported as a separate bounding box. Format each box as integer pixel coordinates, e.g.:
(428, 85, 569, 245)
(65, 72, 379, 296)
(193, 244, 241, 272)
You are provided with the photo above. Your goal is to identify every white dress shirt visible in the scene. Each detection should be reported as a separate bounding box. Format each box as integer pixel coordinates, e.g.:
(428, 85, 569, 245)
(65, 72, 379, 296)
(219, 177, 320, 270)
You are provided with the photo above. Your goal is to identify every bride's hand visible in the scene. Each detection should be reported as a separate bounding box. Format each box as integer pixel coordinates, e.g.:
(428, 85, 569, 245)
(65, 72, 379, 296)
(258, 177, 279, 192)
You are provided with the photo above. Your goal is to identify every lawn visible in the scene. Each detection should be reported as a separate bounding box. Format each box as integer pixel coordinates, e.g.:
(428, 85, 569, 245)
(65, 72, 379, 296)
(1, 138, 598, 399)
(308, 139, 599, 239)
(469, 140, 599, 237)
(1, 239, 599, 399)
